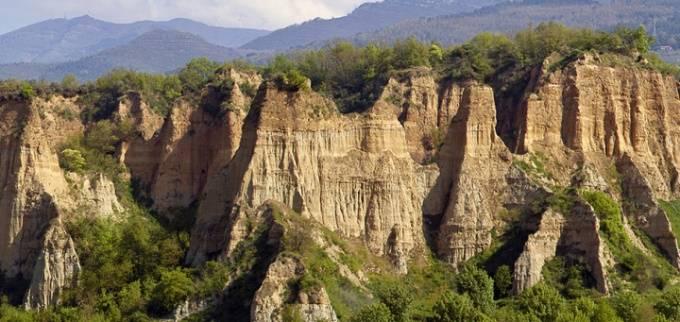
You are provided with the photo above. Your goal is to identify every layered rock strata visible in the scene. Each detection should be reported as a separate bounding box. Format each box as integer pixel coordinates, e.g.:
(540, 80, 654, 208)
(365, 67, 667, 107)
(121, 69, 260, 211)
(0, 97, 119, 308)
(423, 83, 512, 265)
(509, 57, 680, 267)
(187, 84, 438, 271)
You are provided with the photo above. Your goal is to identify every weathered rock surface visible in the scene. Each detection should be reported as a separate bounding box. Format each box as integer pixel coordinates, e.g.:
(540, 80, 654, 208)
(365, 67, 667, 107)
(68, 173, 122, 217)
(0, 99, 74, 307)
(188, 85, 437, 270)
(507, 57, 680, 267)
(513, 200, 610, 294)
(24, 220, 81, 309)
(424, 83, 512, 265)
(0, 97, 81, 280)
(379, 68, 465, 163)
(121, 70, 259, 211)
(2, 58, 680, 312)
(513, 56, 680, 195)
(513, 209, 565, 293)
(250, 255, 302, 322)
(560, 199, 610, 294)
(0, 97, 123, 308)
(618, 155, 680, 268)
(250, 254, 338, 322)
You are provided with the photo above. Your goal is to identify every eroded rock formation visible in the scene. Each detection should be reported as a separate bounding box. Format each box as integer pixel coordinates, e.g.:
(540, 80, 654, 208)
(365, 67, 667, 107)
(423, 83, 512, 265)
(2, 57, 680, 313)
(0, 97, 121, 308)
(187, 84, 437, 271)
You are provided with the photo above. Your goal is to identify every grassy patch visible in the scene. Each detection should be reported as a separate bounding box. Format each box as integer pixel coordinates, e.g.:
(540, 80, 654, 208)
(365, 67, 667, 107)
(275, 211, 373, 320)
(581, 190, 673, 292)
(513, 153, 554, 181)
(659, 200, 680, 243)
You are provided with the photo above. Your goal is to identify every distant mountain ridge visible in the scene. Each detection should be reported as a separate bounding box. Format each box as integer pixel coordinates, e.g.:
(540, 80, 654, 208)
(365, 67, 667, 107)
(0, 30, 246, 81)
(0, 15, 269, 64)
(241, 0, 503, 50)
(349, 0, 680, 48)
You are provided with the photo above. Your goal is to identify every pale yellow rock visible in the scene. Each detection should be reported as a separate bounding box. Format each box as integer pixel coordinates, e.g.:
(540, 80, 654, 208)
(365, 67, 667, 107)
(424, 83, 512, 265)
(378, 67, 463, 163)
(188, 85, 435, 271)
(24, 220, 80, 309)
(513, 209, 565, 294)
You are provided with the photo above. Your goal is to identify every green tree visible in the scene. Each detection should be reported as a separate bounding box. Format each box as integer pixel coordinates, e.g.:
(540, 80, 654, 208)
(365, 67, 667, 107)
(429, 43, 445, 66)
(428, 291, 491, 322)
(61, 74, 79, 91)
(494, 265, 513, 298)
(517, 283, 567, 321)
(453, 265, 495, 312)
(492, 305, 540, 322)
(616, 26, 654, 54)
(350, 303, 391, 322)
(150, 268, 195, 314)
(19, 83, 34, 100)
(84, 120, 120, 154)
(655, 286, 680, 321)
(447, 32, 517, 81)
(60, 149, 86, 173)
(117, 281, 144, 315)
(611, 290, 643, 322)
(592, 300, 623, 322)
(375, 283, 414, 322)
(178, 57, 220, 94)
(393, 37, 431, 69)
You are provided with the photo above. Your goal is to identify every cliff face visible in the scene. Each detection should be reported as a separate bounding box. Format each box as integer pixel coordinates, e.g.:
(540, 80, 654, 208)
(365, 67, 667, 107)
(423, 83, 512, 264)
(2, 59, 680, 312)
(508, 57, 680, 269)
(0, 98, 80, 279)
(186, 85, 437, 272)
(379, 68, 463, 163)
(0, 97, 120, 308)
(513, 56, 680, 192)
(121, 69, 260, 212)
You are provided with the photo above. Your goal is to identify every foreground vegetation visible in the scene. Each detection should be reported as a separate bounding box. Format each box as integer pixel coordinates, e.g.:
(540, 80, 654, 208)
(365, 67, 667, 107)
(0, 24, 679, 321)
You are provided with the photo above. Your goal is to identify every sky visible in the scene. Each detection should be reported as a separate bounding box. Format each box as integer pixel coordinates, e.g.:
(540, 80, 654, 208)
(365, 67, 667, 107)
(0, 0, 372, 33)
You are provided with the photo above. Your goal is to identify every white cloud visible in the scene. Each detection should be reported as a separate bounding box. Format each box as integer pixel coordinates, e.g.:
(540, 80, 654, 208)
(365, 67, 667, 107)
(0, 0, 372, 32)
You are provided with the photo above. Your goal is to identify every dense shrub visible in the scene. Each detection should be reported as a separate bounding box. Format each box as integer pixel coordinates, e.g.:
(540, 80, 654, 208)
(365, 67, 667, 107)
(493, 265, 513, 298)
(349, 303, 392, 322)
(610, 290, 643, 322)
(428, 291, 491, 322)
(453, 265, 495, 312)
(149, 268, 195, 315)
(80, 69, 182, 120)
(0, 80, 36, 101)
(517, 283, 567, 321)
(178, 58, 221, 94)
(375, 283, 414, 322)
(655, 286, 680, 321)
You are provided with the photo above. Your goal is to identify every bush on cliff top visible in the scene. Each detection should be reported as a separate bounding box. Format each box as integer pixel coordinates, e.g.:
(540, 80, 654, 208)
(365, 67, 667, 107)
(254, 23, 677, 114)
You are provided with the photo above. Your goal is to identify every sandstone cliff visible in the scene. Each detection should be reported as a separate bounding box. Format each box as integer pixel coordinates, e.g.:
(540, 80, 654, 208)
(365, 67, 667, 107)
(507, 56, 680, 270)
(379, 68, 464, 163)
(187, 84, 437, 272)
(121, 69, 260, 212)
(0, 96, 121, 308)
(2, 57, 680, 315)
(423, 83, 512, 265)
